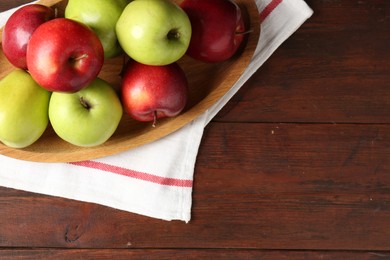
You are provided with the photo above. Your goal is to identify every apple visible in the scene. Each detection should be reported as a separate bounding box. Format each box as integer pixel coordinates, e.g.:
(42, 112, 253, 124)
(180, 0, 246, 62)
(0, 70, 51, 148)
(121, 60, 188, 125)
(49, 78, 123, 147)
(65, 0, 130, 59)
(26, 18, 104, 93)
(116, 0, 192, 66)
(1, 4, 54, 69)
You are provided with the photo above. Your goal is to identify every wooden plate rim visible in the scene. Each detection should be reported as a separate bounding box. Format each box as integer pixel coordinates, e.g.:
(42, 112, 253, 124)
(0, 0, 260, 162)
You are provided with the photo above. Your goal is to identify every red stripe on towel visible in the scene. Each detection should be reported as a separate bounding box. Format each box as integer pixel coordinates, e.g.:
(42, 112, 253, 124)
(260, 0, 283, 23)
(70, 160, 193, 188)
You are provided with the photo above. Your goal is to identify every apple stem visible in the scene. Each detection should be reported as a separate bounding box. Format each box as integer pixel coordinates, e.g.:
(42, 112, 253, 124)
(152, 111, 157, 128)
(80, 97, 91, 110)
(236, 29, 253, 36)
(72, 54, 89, 61)
(167, 29, 180, 40)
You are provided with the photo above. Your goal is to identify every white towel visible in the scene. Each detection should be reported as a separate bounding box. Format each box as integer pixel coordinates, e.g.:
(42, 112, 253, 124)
(0, 0, 313, 222)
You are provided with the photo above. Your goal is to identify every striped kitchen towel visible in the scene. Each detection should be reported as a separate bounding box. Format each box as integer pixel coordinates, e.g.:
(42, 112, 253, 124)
(0, 0, 313, 222)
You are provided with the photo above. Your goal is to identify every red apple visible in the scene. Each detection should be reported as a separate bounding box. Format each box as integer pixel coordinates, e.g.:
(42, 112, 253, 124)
(1, 4, 54, 69)
(180, 0, 246, 62)
(26, 18, 104, 93)
(121, 60, 188, 125)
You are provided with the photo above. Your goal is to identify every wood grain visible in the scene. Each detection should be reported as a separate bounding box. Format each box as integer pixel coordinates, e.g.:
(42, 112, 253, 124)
(0, 123, 388, 250)
(0, 1, 33, 12)
(215, 0, 390, 124)
(0, 249, 388, 260)
(0, 0, 260, 162)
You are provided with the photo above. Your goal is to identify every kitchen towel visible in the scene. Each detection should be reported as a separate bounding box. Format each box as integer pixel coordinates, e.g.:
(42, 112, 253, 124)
(0, 0, 313, 222)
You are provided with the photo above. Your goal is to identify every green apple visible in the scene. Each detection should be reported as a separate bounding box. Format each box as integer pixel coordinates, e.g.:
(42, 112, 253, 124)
(48, 78, 123, 147)
(116, 0, 192, 65)
(0, 70, 51, 148)
(65, 0, 130, 59)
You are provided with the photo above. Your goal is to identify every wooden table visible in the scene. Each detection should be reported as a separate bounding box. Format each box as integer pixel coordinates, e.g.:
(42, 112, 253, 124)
(1, 0, 389, 259)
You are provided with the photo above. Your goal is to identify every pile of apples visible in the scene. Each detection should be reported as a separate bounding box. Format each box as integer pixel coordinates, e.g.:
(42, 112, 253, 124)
(0, 0, 247, 149)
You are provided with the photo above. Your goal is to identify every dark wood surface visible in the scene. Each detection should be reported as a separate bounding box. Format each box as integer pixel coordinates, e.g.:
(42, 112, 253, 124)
(1, 0, 389, 259)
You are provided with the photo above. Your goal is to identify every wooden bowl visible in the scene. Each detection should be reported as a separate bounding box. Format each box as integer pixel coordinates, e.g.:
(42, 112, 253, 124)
(0, 0, 260, 162)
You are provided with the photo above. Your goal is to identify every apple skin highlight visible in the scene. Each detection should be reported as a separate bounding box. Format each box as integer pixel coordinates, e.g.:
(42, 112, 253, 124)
(180, 0, 246, 62)
(1, 4, 54, 69)
(121, 61, 188, 124)
(26, 18, 104, 93)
